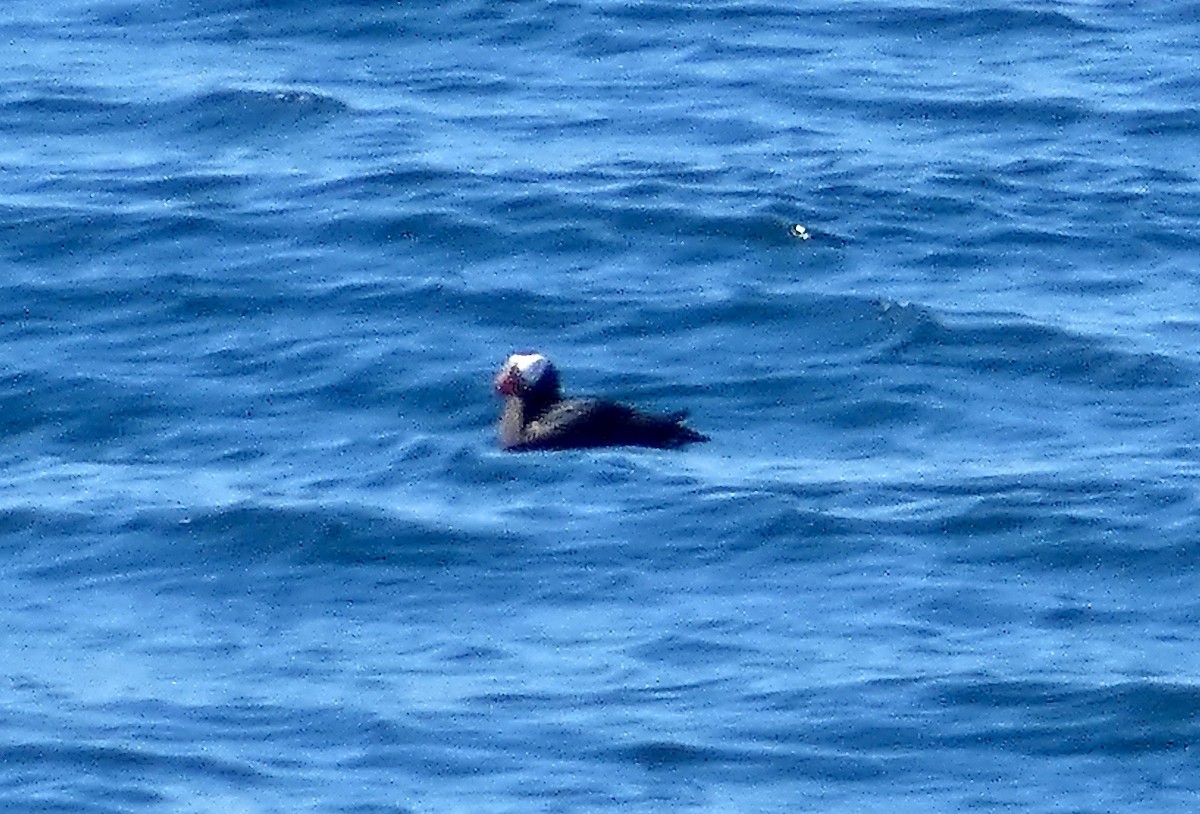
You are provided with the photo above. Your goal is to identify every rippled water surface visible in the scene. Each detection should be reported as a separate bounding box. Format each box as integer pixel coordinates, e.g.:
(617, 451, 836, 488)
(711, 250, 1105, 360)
(3, 1, 1200, 812)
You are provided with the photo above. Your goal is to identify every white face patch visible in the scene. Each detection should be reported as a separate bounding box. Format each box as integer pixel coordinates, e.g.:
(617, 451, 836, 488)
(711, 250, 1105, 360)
(506, 352, 550, 386)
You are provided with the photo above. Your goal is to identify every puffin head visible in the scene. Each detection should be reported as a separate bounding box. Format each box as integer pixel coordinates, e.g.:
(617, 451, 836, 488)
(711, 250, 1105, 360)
(494, 351, 558, 399)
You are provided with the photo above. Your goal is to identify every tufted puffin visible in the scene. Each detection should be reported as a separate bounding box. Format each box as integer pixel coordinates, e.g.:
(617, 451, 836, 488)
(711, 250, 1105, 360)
(493, 352, 709, 451)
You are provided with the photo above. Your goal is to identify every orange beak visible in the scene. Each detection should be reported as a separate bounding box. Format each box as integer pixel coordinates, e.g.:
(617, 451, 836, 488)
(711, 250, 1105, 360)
(494, 366, 520, 396)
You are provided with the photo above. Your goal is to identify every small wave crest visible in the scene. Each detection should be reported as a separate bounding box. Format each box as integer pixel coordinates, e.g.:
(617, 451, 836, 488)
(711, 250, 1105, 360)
(166, 87, 350, 139)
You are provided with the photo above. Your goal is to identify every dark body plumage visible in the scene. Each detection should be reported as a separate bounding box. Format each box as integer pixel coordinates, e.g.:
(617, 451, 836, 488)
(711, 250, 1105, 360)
(494, 354, 708, 452)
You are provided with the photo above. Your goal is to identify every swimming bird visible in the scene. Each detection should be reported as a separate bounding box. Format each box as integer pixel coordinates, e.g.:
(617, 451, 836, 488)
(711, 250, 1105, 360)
(493, 352, 709, 451)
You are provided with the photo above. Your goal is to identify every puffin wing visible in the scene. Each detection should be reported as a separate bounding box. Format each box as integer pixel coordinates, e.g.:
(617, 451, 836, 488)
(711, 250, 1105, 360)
(520, 399, 707, 450)
(517, 399, 616, 450)
(618, 406, 709, 448)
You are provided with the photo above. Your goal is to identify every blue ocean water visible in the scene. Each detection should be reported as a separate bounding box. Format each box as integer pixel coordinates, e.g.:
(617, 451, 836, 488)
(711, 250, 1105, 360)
(3, 0, 1200, 811)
